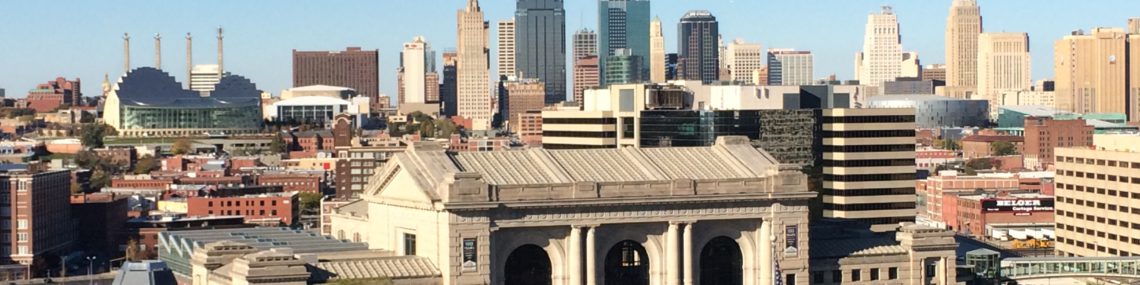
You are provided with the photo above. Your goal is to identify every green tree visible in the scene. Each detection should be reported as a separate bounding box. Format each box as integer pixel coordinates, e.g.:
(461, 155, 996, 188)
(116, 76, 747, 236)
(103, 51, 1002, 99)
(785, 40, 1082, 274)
(419, 120, 436, 138)
(297, 192, 324, 215)
(79, 124, 106, 149)
(171, 139, 193, 155)
(963, 158, 995, 175)
(269, 133, 288, 154)
(134, 155, 159, 175)
(434, 118, 458, 138)
(991, 141, 1018, 156)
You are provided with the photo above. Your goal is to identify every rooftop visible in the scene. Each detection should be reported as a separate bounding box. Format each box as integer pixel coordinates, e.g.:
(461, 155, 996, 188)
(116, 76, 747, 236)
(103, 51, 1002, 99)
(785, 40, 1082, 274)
(158, 227, 368, 258)
(999, 105, 1072, 117)
(311, 256, 440, 281)
(112, 67, 260, 108)
(960, 135, 1023, 143)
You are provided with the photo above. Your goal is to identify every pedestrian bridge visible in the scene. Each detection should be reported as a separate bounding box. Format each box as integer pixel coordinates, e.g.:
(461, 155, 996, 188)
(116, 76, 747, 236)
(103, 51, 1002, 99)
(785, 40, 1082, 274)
(1001, 257, 1140, 280)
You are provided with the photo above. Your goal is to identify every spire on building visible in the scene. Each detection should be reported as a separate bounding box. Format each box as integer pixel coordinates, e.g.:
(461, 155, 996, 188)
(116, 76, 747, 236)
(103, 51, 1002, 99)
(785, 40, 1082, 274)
(467, 0, 480, 11)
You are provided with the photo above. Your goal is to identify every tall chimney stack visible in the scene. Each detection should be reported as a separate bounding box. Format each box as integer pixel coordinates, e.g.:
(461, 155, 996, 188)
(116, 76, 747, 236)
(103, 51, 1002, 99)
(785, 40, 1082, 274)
(154, 33, 162, 69)
(216, 26, 224, 78)
(186, 32, 193, 84)
(123, 33, 131, 73)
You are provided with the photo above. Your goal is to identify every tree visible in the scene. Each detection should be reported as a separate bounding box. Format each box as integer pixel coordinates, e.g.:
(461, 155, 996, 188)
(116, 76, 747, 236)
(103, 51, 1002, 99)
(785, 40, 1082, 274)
(298, 192, 324, 215)
(79, 124, 106, 149)
(419, 120, 436, 138)
(134, 155, 159, 175)
(434, 118, 458, 138)
(269, 133, 288, 154)
(171, 139, 193, 155)
(963, 158, 995, 175)
(991, 141, 1018, 156)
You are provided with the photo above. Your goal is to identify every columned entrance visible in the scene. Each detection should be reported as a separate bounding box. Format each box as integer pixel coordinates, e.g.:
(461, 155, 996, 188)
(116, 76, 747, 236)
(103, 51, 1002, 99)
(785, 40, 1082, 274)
(700, 236, 743, 285)
(605, 240, 650, 285)
(505, 244, 552, 285)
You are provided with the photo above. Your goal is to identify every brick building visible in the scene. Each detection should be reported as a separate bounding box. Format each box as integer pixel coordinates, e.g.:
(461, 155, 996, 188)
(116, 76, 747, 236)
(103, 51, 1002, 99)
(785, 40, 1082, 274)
(186, 192, 298, 226)
(256, 173, 323, 194)
(292, 47, 381, 110)
(503, 80, 545, 129)
(955, 192, 1054, 240)
(1023, 117, 1093, 170)
(292, 130, 334, 152)
(25, 77, 81, 113)
(919, 172, 1020, 230)
(959, 134, 1023, 160)
(111, 177, 174, 190)
(0, 167, 73, 265)
(70, 193, 129, 258)
(515, 110, 543, 147)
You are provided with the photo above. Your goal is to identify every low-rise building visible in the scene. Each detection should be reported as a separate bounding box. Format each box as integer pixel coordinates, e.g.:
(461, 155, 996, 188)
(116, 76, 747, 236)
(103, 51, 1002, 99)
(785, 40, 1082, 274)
(256, 173, 322, 194)
(185, 192, 299, 227)
(70, 192, 129, 258)
(955, 192, 1054, 240)
(919, 172, 1020, 230)
(959, 134, 1023, 159)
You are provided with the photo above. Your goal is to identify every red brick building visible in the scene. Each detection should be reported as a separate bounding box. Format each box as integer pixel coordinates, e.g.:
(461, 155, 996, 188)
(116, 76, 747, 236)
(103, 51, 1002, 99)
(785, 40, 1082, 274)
(186, 192, 298, 226)
(2, 168, 74, 265)
(919, 173, 1020, 230)
(25, 77, 81, 113)
(292, 47, 381, 109)
(960, 134, 1023, 160)
(256, 174, 322, 194)
(70, 193, 128, 258)
(1024, 117, 1093, 170)
(515, 111, 543, 147)
(292, 131, 334, 152)
(111, 178, 174, 190)
(955, 192, 1054, 239)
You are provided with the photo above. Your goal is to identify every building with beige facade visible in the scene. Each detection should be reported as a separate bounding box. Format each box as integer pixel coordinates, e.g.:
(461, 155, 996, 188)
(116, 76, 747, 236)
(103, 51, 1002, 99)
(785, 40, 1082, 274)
(328, 137, 959, 285)
(650, 16, 666, 83)
(726, 39, 764, 85)
(767, 49, 812, 86)
(977, 32, 1031, 118)
(496, 19, 516, 79)
(1054, 27, 1133, 119)
(542, 83, 691, 149)
(1054, 134, 1140, 257)
(944, 0, 982, 99)
(822, 108, 918, 232)
(458, 0, 493, 130)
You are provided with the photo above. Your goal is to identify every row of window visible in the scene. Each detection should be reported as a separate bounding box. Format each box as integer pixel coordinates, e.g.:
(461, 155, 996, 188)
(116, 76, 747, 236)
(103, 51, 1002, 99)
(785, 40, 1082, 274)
(1055, 230, 1140, 256)
(1057, 156, 1140, 169)
(1057, 182, 1140, 200)
(810, 267, 899, 284)
(207, 209, 279, 216)
(1057, 170, 1140, 184)
(819, 188, 914, 197)
(542, 118, 617, 125)
(822, 159, 915, 168)
(823, 173, 916, 182)
(1057, 196, 1137, 215)
(823, 202, 917, 211)
(822, 130, 916, 138)
(208, 200, 278, 207)
(821, 144, 915, 153)
(542, 131, 618, 138)
(821, 115, 915, 124)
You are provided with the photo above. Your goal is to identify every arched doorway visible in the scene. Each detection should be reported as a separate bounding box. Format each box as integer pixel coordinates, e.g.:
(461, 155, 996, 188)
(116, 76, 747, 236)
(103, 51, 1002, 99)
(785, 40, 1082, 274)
(605, 240, 650, 285)
(504, 244, 552, 285)
(700, 236, 743, 285)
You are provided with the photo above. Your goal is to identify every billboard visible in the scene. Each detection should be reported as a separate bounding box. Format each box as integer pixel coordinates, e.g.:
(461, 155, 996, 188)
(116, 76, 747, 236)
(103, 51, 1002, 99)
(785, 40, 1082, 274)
(981, 198, 1054, 213)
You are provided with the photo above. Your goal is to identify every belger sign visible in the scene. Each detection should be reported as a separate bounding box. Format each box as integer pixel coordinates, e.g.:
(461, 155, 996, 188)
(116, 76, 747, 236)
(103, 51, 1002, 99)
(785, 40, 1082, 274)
(981, 198, 1054, 213)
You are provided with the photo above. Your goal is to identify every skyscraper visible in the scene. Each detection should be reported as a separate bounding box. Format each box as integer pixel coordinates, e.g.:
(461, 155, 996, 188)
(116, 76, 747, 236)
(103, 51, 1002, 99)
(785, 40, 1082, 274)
(516, 0, 567, 104)
(572, 28, 597, 60)
(598, 0, 650, 82)
(400, 36, 434, 105)
(457, 0, 492, 130)
(573, 56, 600, 104)
(1054, 28, 1129, 117)
(497, 19, 516, 78)
(725, 39, 763, 85)
(605, 49, 642, 85)
(822, 108, 917, 232)
(650, 16, 666, 83)
(977, 32, 1031, 118)
(293, 47, 380, 109)
(855, 6, 903, 87)
(441, 51, 458, 117)
(677, 10, 719, 84)
(945, 0, 983, 99)
(767, 49, 813, 86)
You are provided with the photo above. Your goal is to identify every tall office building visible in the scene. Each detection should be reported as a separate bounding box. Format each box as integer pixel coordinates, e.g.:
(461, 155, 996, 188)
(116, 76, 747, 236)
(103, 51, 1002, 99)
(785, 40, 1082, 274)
(503, 79, 546, 128)
(516, 0, 566, 104)
(497, 19, 516, 78)
(441, 51, 459, 117)
(400, 36, 434, 105)
(822, 108, 917, 232)
(977, 32, 1031, 118)
(677, 10, 719, 84)
(767, 49, 813, 86)
(945, 0, 982, 99)
(293, 47, 381, 109)
(573, 56, 600, 104)
(1054, 134, 1140, 257)
(855, 6, 904, 87)
(726, 39, 763, 85)
(665, 53, 678, 80)
(598, 0, 650, 81)
(572, 28, 597, 60)
(922, 64, 947, 82)
(1, 167, 74, 265)
(457, 0, 493, 130)
(605, 49, 642, 85)
(650, 16, 666, 83)
(1054, 28, 1129, 117)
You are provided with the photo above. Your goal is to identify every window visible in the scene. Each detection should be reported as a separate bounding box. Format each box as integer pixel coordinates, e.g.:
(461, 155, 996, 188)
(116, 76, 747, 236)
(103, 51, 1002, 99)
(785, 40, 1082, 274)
(403, 233, 417, 256)
(870, 268, 880, 280)
(889, 267, 898, 280)
(813, 271, 824, 284)
(16, 220, 26, 230)
(832, 270, 842, 283)
(16, 233, 26, 242)
(17, 246, 27, 255)
(851, 269, 861, 281)
(786, 274, 796, 285)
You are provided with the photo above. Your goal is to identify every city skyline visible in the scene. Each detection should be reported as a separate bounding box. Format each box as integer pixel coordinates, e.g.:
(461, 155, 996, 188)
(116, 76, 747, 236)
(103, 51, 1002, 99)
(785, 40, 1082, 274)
(3, 0, 1140, 102)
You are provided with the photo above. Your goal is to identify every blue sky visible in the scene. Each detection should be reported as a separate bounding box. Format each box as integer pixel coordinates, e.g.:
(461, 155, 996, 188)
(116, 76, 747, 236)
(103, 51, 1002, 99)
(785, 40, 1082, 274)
(2, 0, 1139, 102)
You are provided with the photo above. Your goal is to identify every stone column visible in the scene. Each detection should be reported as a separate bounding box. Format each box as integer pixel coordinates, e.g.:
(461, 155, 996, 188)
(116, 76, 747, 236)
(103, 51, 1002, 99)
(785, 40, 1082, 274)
(586, 226, 597, 285)
(759, 219, 773, 285)
(682, 222, 694, 285)
(569, 226, 582, 285)
(667, 222, 681, 285)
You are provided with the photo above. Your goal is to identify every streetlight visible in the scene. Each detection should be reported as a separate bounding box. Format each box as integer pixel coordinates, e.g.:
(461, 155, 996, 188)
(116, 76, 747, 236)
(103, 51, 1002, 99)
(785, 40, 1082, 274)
(86, 256, 96, 285)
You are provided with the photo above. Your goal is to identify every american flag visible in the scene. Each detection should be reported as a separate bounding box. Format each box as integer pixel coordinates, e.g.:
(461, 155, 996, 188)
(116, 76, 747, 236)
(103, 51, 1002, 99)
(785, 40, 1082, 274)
(773, 251, 782, 285)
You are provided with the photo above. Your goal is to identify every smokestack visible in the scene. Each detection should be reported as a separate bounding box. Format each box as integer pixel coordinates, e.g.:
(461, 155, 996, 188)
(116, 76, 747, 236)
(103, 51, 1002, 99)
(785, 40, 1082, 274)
(154, 33, 162, 69)
(216, 26, 224, 78)
(123, 33, 130, 73)
(186, 32, 193, 84)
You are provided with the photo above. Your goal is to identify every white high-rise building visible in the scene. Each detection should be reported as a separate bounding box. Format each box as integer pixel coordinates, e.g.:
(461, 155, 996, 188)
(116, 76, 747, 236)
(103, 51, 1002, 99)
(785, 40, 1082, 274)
(945, 0, 983, 99)
(856, 6, 904, 87)
(573, 28, 597, 60)
(497, 19, 516, 79)
(766, 49, 812, 86)
(726, 39, 763, 85)
(977, 32, 1031, 118)
(189, 64, 222, 92)
(650, 17, 666, 83)
(401, 36, 432, 104)
(458, 0, 492, 130)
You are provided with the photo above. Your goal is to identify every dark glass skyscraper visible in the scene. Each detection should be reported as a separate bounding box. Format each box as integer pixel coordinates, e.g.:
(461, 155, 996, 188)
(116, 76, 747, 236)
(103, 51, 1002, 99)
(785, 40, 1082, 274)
(516, 0, 566, 104)
(598, 0, 650, 84)
(677, 10, 719, 83)
(440, 51, 458, 117)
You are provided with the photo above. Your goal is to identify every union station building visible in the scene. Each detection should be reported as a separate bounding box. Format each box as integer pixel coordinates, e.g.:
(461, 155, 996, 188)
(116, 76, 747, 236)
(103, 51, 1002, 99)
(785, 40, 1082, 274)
(330, 136, 959, 285)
